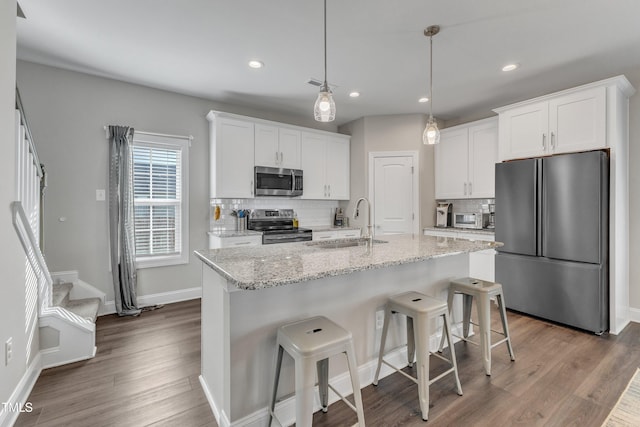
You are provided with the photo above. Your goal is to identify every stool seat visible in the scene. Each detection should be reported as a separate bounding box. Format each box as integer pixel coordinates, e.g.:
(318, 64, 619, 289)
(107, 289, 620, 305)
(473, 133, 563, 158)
(269, 316, 365, 427)
(440, 277, 515, 376)
(373, 291, 462, 421)
(278, 316, 353, 358)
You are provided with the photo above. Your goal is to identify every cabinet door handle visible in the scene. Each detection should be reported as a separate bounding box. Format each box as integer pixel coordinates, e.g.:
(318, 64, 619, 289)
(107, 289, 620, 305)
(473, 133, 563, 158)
(280, 152, 283, 164)
(327, 184, 331, 198)
(324, 184, 327, 197)
(233, 241, 252, 246)
(250, 180, 254, 196)
(469, 182, 472, 195)
(550, 132, 555, 149)
(463, 183, 467, 195)
(542, 133, 546, 150)
(275, 152, 279, 165)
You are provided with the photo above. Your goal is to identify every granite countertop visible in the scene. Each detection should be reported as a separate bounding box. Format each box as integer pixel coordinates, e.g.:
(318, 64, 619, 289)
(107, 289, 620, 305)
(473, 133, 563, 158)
(208, 230, 263, 238)
(195, 234, 502, 291)
(423, 226, 495, 235)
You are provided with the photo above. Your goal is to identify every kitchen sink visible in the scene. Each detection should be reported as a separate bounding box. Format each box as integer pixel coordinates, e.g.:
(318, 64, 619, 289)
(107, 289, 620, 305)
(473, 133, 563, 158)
(307, 238, 388, 249)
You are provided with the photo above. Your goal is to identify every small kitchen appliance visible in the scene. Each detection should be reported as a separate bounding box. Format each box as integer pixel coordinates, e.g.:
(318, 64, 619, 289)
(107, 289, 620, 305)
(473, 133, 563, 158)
(436, 202, 452, 227)
(254, 166, 303, 197)
(334, 208, 345, 227)
(248, 209, 312, 244)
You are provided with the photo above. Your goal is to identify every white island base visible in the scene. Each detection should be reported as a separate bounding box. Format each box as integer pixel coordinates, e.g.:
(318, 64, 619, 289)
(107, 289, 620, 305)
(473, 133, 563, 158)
(199, 249, 472, 427)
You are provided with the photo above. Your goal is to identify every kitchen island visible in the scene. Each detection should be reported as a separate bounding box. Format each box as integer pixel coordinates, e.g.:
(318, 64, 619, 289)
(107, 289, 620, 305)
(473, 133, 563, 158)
(195, 234, 500, 427)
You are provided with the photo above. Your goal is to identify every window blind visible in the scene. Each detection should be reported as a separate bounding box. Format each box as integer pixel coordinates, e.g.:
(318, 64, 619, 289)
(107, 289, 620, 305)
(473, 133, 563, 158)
(132, 145, 182, 257)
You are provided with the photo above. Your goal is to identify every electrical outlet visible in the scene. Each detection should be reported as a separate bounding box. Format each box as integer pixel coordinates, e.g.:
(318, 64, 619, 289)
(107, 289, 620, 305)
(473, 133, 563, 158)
(375, 311, 385, 330)
(96, 189, 106, 201)
(5, 337, 13, 365)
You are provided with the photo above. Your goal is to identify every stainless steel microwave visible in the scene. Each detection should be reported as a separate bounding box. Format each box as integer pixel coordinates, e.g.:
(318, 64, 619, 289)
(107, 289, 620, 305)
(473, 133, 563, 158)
(453, 212, 489, 229)
(254, 166, 303, 197)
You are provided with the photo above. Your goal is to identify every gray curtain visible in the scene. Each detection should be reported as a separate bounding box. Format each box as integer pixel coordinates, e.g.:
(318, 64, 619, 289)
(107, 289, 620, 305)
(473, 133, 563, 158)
(108, 125, 141, 316)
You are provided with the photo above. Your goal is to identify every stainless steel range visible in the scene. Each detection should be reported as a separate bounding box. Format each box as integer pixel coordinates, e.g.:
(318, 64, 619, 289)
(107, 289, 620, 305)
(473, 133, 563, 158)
(248, 209, 312, 244)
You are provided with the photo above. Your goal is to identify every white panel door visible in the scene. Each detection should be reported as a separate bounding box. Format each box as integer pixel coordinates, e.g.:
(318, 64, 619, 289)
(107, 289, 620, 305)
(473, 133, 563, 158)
(373, 156, 414, 235)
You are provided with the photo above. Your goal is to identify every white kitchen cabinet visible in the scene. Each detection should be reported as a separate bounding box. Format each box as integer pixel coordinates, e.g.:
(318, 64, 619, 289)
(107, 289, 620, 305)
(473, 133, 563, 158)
(312, 228, 361, 241)
(207, 112, 255, 198)
(423, 229, 495, 282)
(254, 124, 301, 169)
(209, 234, 262, 249)
(496, 84, 607, 161)
(435, 117, 498, 199)
(301, 133, 350, 200)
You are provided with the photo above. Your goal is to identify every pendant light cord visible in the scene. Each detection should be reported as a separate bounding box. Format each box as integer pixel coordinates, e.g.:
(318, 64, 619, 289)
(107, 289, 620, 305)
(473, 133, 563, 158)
(323, 0, 328, 86)
(429, 33, 433, 119)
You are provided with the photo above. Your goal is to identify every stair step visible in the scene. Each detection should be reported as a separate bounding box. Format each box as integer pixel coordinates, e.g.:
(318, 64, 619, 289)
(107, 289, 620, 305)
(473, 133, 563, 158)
(52, 282, 73, 307)
(64, 297, 101, 323)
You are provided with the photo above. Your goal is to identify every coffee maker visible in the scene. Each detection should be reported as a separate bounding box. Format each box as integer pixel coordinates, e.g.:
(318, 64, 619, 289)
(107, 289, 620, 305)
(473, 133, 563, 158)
(436, 202, 452, 227)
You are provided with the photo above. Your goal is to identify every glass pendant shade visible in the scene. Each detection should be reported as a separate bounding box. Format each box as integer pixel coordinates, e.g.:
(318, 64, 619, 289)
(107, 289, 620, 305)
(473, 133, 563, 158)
(423, 115, 440, 145)
(314, 84, 336, 122)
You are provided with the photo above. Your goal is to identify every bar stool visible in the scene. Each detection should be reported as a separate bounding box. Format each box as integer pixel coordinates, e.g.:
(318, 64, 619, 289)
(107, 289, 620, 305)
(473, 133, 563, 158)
(373, 291, 462, 421)
(269, 316, 365, 427)
(439, 277, 515, 376)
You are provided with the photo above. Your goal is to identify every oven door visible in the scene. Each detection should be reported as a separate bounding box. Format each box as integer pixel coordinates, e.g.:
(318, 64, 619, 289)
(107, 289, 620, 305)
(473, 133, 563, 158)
(255, 166, 303, 197)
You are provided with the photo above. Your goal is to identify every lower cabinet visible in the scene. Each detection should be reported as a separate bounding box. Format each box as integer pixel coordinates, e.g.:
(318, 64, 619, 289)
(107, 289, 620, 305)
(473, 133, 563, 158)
(423, 229, 495, 282)
(209, 234, 262, 249)
(312, 228, 361, 241)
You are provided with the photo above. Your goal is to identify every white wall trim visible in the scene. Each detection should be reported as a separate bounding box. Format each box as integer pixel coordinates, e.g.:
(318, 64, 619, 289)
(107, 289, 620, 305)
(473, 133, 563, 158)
(0, 353, 42, 427)
(628, 307, 640, 324)
(368, 150, 420, 236)
(100, 286, 201, 315)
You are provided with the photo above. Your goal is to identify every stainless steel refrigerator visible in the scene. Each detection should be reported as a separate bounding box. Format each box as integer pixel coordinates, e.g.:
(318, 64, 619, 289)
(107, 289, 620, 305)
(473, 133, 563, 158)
(495, 150, 609, 334)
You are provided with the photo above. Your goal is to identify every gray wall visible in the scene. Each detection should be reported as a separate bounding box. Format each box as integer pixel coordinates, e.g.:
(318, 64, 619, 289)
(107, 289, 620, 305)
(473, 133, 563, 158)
(626, 70, 640, 315)
(16, 60, 337, 302)
(339, 114, 436, 230)
(0, 0, 35, 412)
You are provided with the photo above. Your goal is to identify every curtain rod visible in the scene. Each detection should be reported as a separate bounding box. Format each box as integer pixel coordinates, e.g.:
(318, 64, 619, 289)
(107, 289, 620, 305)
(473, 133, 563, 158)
(103, 126, 193, 142)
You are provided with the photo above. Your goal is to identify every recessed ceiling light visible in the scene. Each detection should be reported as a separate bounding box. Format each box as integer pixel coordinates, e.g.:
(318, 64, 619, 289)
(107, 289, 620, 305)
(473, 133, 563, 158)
(248, 60, 264, 69)
(418, 97, 429, 103)
(349, 91, 360, 98)
(502, 63, 519, 72)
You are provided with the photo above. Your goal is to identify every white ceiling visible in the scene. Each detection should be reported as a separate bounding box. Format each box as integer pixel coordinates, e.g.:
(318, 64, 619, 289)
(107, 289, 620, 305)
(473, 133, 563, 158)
(15, 0, 640, 126)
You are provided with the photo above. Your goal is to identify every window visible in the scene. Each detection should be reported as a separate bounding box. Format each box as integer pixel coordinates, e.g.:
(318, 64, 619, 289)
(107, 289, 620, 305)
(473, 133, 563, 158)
(131, 133, 189, 268)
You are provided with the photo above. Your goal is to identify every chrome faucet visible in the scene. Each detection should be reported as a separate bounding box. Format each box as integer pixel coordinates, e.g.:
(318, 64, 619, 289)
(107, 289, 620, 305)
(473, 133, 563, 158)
(353, 197, 373, 248)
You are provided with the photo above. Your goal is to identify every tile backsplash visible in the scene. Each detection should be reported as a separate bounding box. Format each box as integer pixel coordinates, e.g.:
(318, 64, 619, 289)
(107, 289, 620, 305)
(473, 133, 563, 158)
(210, 198, 340, 231)
(439, 198, 495, 214)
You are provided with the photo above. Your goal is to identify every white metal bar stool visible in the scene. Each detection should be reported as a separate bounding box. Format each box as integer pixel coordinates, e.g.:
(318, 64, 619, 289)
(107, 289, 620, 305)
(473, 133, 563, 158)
(373, 291, 462, 421)
(439, 277, 515, 376)
(269, 316, 365, 427)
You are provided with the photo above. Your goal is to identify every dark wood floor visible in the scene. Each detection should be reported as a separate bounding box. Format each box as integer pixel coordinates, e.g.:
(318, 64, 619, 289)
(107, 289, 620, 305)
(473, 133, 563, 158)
(15, 299, 640, 427)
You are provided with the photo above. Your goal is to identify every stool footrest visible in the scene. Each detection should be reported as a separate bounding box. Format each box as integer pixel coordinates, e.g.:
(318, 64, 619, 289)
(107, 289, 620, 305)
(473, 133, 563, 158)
(428, 366, 457, 386)
(327, 383, 359, 414)
(381, 359, 418, 385)
(490, 337, 509, 348)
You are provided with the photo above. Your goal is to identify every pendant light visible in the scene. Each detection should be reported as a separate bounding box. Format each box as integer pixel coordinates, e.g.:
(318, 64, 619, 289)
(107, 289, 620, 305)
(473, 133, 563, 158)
(423, 25, 440, 145)
(314, 0, 336, 122)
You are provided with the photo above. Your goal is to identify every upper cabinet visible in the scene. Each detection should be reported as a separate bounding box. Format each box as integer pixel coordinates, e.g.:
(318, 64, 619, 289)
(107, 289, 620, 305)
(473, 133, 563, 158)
(207, 111, 350, 200)
(301, 132, 350, 200)
(254, 124, 301, 169)
(207, 113, 255, 199)
(494, 76, 635, 161)
(435, 117, 498, 199)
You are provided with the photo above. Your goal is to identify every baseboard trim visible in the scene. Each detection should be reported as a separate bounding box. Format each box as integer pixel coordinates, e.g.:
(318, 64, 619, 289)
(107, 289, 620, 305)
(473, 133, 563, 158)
(628, 307, 640, 324)
(199, 375, 231, 427)
(101, 286, 202, 316)
(0, 353, 42, 427)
